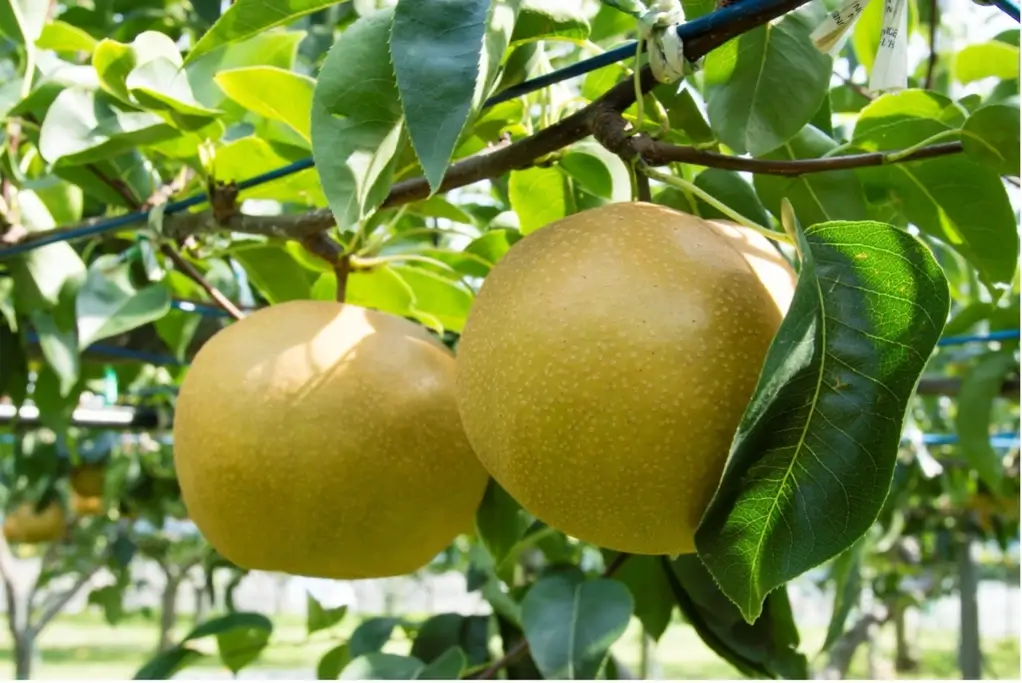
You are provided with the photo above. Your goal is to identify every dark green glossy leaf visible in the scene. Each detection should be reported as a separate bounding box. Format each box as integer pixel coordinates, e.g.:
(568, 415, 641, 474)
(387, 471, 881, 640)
(851, 90, 1018, 287)
(411, 614, 490, 666)
(186, 0, 342, 64)
(392, 0, 517, 192)
(559, 141, 631, 202)
(956, 350, 1016, 495)
(341, 653, 424, 680)
(962, 102, 1020, 175)
(604, 552, 673, 641)
(349, 617, 400, 658)
(653, 82, 715, 144)
(307, 593, 348, 636)
(318, 643, 352, 680)
(520, 572, 632, 679)
(693, 168, 771, 226)
(133, 645, 201, 679)
(476, 479, 529, 567)
(75, 255, 171, 348)
(662, 556, 808, 678)
(217, 619, 271, 673)
(696, 219, 950, 622)
(414, 647, 466, 679)
(311, 8, 404, 228)
(704, 17, 831, 155)
(753, 126, 870, 227)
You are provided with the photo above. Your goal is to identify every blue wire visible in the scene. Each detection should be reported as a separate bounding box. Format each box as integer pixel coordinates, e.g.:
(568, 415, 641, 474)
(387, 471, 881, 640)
(22, 331, 186, 367)
(170, 299, 235, 318)
(990, 0, 1021, 22)
(937, 329, 1020, 346)
(915, 432, 1020, 448)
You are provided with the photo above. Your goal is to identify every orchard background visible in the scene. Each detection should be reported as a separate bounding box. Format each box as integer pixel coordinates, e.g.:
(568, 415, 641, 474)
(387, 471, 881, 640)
(0, 0, 1019, 680)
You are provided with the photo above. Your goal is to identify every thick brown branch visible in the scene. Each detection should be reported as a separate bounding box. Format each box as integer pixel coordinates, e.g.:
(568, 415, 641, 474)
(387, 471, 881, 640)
(300, 232, 350, 303)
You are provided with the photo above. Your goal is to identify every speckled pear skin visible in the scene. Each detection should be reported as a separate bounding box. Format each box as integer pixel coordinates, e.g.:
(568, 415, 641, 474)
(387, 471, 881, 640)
(173, 301, 489, 579)
(455, 202, 791, 556)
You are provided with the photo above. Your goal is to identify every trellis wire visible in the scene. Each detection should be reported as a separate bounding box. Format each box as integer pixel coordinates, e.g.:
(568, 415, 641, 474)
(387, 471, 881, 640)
(0, 0, 1017, 260)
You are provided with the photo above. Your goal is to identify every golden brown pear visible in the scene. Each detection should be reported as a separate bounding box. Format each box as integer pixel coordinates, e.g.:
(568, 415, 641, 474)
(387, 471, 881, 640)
(70, 463, 105, 498)
(455, 202, 793, 556)
(3, 501, 66, 544)
(173, 301, 488, 579)
(71, 492, 105, 517)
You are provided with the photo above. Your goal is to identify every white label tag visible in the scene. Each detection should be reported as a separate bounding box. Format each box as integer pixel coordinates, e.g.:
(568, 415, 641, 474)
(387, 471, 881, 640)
(869, 0, 909, 92)
(811, 0, 871, 54)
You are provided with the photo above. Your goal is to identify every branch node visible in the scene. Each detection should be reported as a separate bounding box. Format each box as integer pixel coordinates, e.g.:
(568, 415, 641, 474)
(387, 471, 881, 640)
(301, 233, 350, 303)
(208, 180, 240, 226)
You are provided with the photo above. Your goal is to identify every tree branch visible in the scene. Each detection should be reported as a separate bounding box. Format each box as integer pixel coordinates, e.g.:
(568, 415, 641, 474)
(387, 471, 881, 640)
(28, 564, 101, 637)
(160, 245, 245, 321)
(300, 232, 350, 303)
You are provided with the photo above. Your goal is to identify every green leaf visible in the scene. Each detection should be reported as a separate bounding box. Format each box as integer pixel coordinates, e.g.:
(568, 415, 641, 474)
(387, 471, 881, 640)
(520, 572, 633, 679)
(392, 0, 517, 193)
(213, 136, 326, 206)
(704, 17, 831, 156)
(821, 539, 863, 652)
(126, 58, 222, 127)
(695, 219, 950, 622)
(851, 90, 1019, 287)
(341, 653, 424, 680)
(155, 310, 201, 362)
(414, 647, 466, 679)
(955, 41, 1020, 84)
(475, 479, 529, 567)
(133, 646, 202, 679)
(311, 8, 404, 228)
(693, 168, 770, 226)
(31, 316, 79, 397)
(559, 141, 632, 202)
(394, 265, 473, 333)
(215, 67, 315, 143)
(407, 196, 476, 224)
(0, 0, 46, 45)
(38, 88, 178, 166)
(682, 0, 715, 19)
(962, 102, 1020, 176)
(307, 593, 348, 636)
(9, 243, 86, 315)
(318, 643, 352, 680)
(464, 230, 522, 269)
(956, 350, 1016, 495)
(187, 30, 306, 109)
(76, 256, 171, 349)
(349, 617, 400, 658)
(36, 20, 98, 52)
(509, 166, 571, 234)
(652, 82, 715, 145)
(753, 125, 870, 226)
(186, 0, 341, 65)
(217, 620, 271, 674)
(231, 244, 316, 304)
(0, 320, 28, 408)
(135, 613, 272, 679)
(944, 302, 994, 336)
(411, 615, 490, 666)
(93, 31, 182, 103)
(510, 0, 589, 45)
(605, 553, 673, 642)
(662, 556, 808, 678)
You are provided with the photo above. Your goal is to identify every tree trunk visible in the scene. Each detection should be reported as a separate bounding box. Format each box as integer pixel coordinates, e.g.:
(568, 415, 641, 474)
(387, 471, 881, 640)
(894, 601, 919, 672)
(13, 633, 33, 680)
(193, 582, 206, 627)
(958, 532, 982, 679)
(157, 573, 180, 653)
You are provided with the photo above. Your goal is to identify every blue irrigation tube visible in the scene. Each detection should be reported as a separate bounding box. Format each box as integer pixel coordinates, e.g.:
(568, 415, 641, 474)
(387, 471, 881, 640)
(916, 432, 1021, 448)
(22, 332, 186, 367)
(936, 329, 1020, 347)
(0, 0, 1016, 262)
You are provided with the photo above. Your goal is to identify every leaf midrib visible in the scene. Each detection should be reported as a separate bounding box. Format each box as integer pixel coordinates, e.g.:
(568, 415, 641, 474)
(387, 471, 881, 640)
(747, 241, 829, 616)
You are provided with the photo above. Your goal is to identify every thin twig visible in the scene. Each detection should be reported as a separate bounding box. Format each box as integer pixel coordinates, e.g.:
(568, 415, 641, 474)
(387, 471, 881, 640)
(160, 246, 245, 321)
(836, 71, 875, 102)
(473, 553, 632, 680)
(924, 0, 940, 90)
